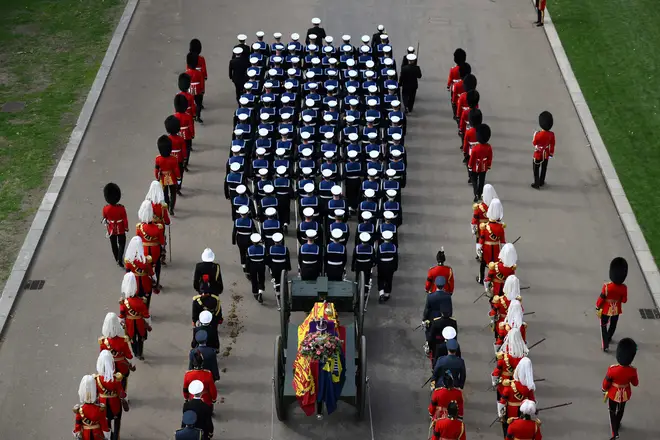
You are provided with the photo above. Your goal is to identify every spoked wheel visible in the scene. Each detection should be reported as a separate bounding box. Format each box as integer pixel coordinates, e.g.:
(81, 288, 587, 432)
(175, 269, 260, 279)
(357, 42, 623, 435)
(280, 270, 290, 348)
(274, 335, 287, 421)
(356, 271, 366, 339)
(356, 334, 367, 420)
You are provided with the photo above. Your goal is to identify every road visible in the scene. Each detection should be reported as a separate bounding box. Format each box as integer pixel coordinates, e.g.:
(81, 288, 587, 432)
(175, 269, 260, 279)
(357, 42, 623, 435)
(0, 0, 659, 439)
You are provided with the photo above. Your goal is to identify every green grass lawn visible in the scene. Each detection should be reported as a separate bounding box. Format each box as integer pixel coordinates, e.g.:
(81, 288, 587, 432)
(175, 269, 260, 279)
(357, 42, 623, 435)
(549, 1, 660, 264)
(0, 0, 126, 283)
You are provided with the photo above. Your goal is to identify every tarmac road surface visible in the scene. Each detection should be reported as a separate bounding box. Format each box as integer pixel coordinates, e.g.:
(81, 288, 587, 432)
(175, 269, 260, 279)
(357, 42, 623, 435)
(0, 0, 659, 439)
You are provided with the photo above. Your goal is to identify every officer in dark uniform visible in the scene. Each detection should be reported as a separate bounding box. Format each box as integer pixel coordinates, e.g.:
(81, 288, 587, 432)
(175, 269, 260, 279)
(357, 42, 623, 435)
(325, 229, 347, 281)
(191, 311, 220, 351)
(232, 205, 256, 273)
(229, 47, 250, 104)
(399, 54, 422, 113)
(176, 410, 204, 440)
(305, 18, 327, 45)
(233, 34, 250, 56)
(343, 149, 364, 213)
(299, 229, 322, 280)
(192, 275, 222, 327)
(371, 25, 385, 51)
(401, 46, 416, 67)
(188, 331, 219, 381)
(182, 381, 213, 440)
(193, 248, 224, 295)
(352, 232, 375, 294)
(246, 233, 266, 303)
(266, 232, 291, 310)
(376, 230, 398, 302)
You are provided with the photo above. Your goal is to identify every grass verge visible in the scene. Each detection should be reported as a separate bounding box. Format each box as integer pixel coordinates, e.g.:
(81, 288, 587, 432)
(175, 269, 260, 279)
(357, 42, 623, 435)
(549, 1, 660, 264)
(0, 0, 126, 284)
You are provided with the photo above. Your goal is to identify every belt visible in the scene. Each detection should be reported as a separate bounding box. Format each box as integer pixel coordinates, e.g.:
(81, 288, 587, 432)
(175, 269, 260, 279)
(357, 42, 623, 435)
(380, 257, 394, 262)
(484, 241, 501, 245)
(346, 176, 361, 180)
(508, 402, 521, 407)
(181, 126, 189, 130)
(249, 258, 265, 262)
(237, 231, 252, 235)
(113, 356, 125, 361)
(83, 425, 101, 430)
(302, 260, 318, 264)
(479, 219, 488, 223)
(172, 149, 181, 153)
(125, 316, 143, 320)
(100, 393, 118, 398)
(142, 242, 159, 246)
(108, 220, 123, 223)
(271, 259, 286, 263)
(327, 261, 344, 265)
(356, 259, 372, 263)
(613, 384, 627, 388)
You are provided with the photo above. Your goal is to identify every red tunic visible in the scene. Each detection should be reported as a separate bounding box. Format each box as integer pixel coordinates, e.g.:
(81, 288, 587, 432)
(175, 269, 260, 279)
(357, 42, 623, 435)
(197, 55, 208, 80)
(447, 65, 460, 89)
(72, 403, 110, 440)
(532, 130, 555, 161)
(151, 202, 171, 227)
(169, 133, 188, 163)
(479, 221, 506, 263)
(102, 204, 128, 236)
(459, 106, 477, 134)
(506, 418, 542, 440)
(451, 80, 464, 105)
(98, 336, 133, 376)
(489, 294, 511, 322)
(500, 380, 536, 418)
(119, 297, 151, 338)
(124, 259, 154, 297)
(186, 67, 205, 95)
(463, 127, 478, 156)
(455, 92, 468, 118)
(174, 111, 195, 140)
(468, 142, 493, 173)
(154, 155, 181, 187)
(183, 369, 218, 405)
(602, 364, 638, 402)
(538, 0, 547, 11)
(471, 201, 488, 226)
(596, 282, 627, 316)
(487, 262, 517, 296)
(95, 373, 126, 416)
(425, 265, 455, 293)
(432, 417, 466, 440)
(136, 222, 165, 263)
(496, 322, 528, 346)
(429, 387, 464, 419)
(176, 91, 197, 118)
(493, 353, 522, 395)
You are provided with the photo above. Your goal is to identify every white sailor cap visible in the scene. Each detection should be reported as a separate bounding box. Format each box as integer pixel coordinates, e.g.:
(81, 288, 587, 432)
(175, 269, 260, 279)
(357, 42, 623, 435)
(382, 230, 394, 240)
(361, 211, 373, 220)
(347, 85, 357, 93)
(324, 150, 335, 158)
(386, 69, 396, 77)
(247, 70, 257, 78)
(239, 96, 249, 105)
(262, 96, 273, 104)
(342, 35, 351, 41)
(327, 69, 338, 76)
(301, 130, 311, 139)
(406, 54, 417, 61)
(312, 57, 321, 65)
(331, 228, 343, 239)
(244, 83, 254, 91)
(260, 113, 271, 121)
(288, 44, 297, 51)
(256, 147, 266, 156)
(258, 128, 269, 137)
(231, 144, 242, 153)
(367, 168, 378, 177)
(377, 24, 385, 31)
(348, 70, 358, 78)
(365, 70, 375, 78)
(391, 99, 401, 107)
(387, 84, 397, 90)
(328, 100, 338, 107)
(265, 207, 277, 216)
(386, 189, 397, 198)
(308, 36, 318, 43)
(407, 46, 415, 53)
(250, 233, 262, 243)
(252, 43, 260, 50)
(367, 132, 377, 139)
(305, 229, 318, 238)
(367, 86, 377, 94)
(276, 165, 287, 175)
(302, 114, 313, 123)
(308, 82, 318, 89)
(236, 184, 247, 194)
(386, 168, 396, 177)
(256, 31, 265, 38)
(291, 56, 300, 63)
(346, 58, 356, 66)
(366, 60, 375, 68)
(364, 188, 376, 198)
(342, 44, 352, 52)
(291, 33, 300, 41)
(264, 81, 274, 88)
(331, 185, 342, 195)
(268, 68, 278, 77)
(390, 115, 401, 123)
(391, 148, 402, 157)
(234, 128, 244, 136)
(238, 34, 247, 41)
(348, 133, 359, 141)
(347, 149, 358, 158)
(324, 46, 333, 53)
(237, 205, 249, 214)
(258, 168, 269, 176)
(442, 326, 457, 340)
(322, 169, 333, 177)
(360, 45, 370, 53)
(324, 131, 334, 139)
(380, 34, 389, 40)
(328, 57, 337, 64)
(345, 115, 356, 123)
(275, 147, 286, 156)
(284, 82, 294, 91)
(238, 113, 249, 121)
(349, 98, 359, 106)
(305, 98, 315, 107)
(303, 207, 315, 217)
(360, 232, 372, 242)
(279, 126, 290, 135)
(272, 232, 284, 242)
(323, 114, 333, 122)
(305, 71, 315, 79)
(304, 183, 315, 193)
(274, 32, 282, 39)
(392, 132, 402, 140)
(230, 162, 242, 172)
(325, 36, 333, 43)
(302, 148, 313, 157)
(383, 210, 394, 219)
(384, 58, 393, 66)
(263, 184, 274, 194)
(311, 17, 321, 24)
(274, 44, 284, 50)
(334, 209, 345, 217)
(368, 150, 379, 159)
(383, 45, 392, 53)
(367, 98, 377, 106)
(233, 47, 243, 55)
(189, 379, 205, 395)
(361, 35, 370, 43)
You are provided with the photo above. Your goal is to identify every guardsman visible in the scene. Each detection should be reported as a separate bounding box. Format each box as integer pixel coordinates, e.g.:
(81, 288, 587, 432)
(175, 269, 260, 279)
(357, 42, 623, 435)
(181, 381, 214, 440)
(176, 410, 204, 440)
(497, 299, 527, 349)
(136, 200, 165, 293)
(326, 229, 348, 281)
(183, 350, 217, 406)
(468, 124, 493, 202)
(499, 357, 536, 436)
(376, 230, 398, 302)
(447, 48, 467, 90)
(450, 63, 471, 117)
(189, 330, 219, 381)
(597, 257, 628, 352)
(534, 0, 547, 26)
(494, 277, 525, 347)
(72, 375, 111, 440)
(192, 275, 222, 326)
(99, 312, 135, 391)
(192, 311, 219, 351)
(232, 205, 256, 274)
(352, 232, 375, 294)
(266, 232, 291, 309)
(429, 371, 464, 420)
(477, 198, 505, 286)
(531, 111, 555, 189)
(471, 183, 496, 251)
(174, 94, 195, 166)
(425, 248, 455, 293)
(602, 338, 638, 440)
(431, 401, 466, 440)
(492, 328, 528, 401)
(154, 135, 181, 214)
(123, 236, 154, 302)
(165, 115, 187, 192)
(486, 242, 517, 297)
(463, 109, 482, 171)
(176, 73, 196, 120)
(186, 53, 205, 123)
(454, 73, 477, 123)
(193, 248, 224, 296)
(458, 90, 479, 140)
(246, 233, 267, 303)
(506, 400, 543, 440)
(299, 229, 322, 280)
(189, 39, 208, 107)
(399, 54, 422, 113)
(95, 350, 127, 440)
(306, 18, 327, 45)
(102, 183, 128, 267)
(144, 181, 170, 265)
(119, 273, 151, 360)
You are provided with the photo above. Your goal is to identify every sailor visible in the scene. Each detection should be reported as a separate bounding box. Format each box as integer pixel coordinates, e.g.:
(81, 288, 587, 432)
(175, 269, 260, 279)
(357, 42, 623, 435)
(102, 183, 128, 267)
(192, 310, 220, 351)
(123, 236, 154, 301)
(356, 211, 376, 246)
(99, 312, 135, 391)
(246, 233, 267, 303)
(192, 274, 222, 326)
(183, 350, 217, 406)
(531, 111, 555, 189)
(165, 115, 187, 192)
(432, 339, 466, 389)
(273, 166, 293, 230)
(181, 380, 214, 440)
(287, 33, 303, 57)
(95, 350, 127, 440)
(189, 330, 219, 381)
(328, 209, 350, 244)
(499, 357, 536, 436)
(492, 328, 528, 400)
(327, 186, 347, 222)
(597, 257, 628, 352)
(297, 207, 321, 245)
(399, 54, 422, 113)
(144, 181, 170, 265)
(447, 48, 467, 90)
(325, 229, 348, 281)
(468, 124, 493, 202)
(254, 30, 269, 55)
(72, 375, 111, 440)
(378, 211, 398, 245)
(602, 338, 638, 440)
(401, 46, 416, 67)
(262, 208, 282, 247)
(486, 242, 518, 297)
(266, 232, 291, 309)
(232, 205, 256, 273)
(431, 401, 466, 440)
(463, 109, 483, 175)
(343, 150, 364, 212)
(477, 198, 505, 285)
(376, 230, 398, 302)
(270, 32, 284, 55)
(119, 273, 151, 360)
(505, 400, 542, 440)
(233, 97, 252, 129)
(299, 229, 323, 280)
(154, 135, 181, 214)
(382, 189, 402, 225)
(136, 200, 165, 291)
(175, 410, 204, 440)
(230, 184, 252, 221)
(298, 183, 319, 220)
(424, 248, 455, 293)
(352, 232, 375, 294)
(429, 371, 464, 420)
(423, 277, 453, 323)
(359, 189, 379, 223)
(318, 169, 336, 214)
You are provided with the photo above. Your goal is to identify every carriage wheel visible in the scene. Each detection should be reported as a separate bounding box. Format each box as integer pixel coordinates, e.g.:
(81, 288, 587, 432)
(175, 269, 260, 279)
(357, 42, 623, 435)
(356, 334, 367, 420)
(279, 270, 290, 348)
(274, 335, 287, 421)
(357, 272, 366, 339)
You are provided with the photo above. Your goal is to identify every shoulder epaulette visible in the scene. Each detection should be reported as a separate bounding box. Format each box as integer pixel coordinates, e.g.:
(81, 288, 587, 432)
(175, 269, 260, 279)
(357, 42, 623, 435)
(99, 403, 106, 409)
(72, 404, 80, 413)
(124, 335, 130, 342)
(507, 417, 518, 424)
(192, 295, 202, 300)
(114, 372, 123, 380)
(479, 223, 486, 230)
(162, 202, 169, 208)
(501, 379, 511, 387)
(496, 352, 504, 360)
(157, 223, 164, 229)
(472, 203, 478, 210)
(511, 264, 517, 270)
(98, 337, 104, 343)
(492, 295, 500, 302)
(535, 418, 542, 426)
(135, 223, 141, 229)
(502, 223, 507, 228)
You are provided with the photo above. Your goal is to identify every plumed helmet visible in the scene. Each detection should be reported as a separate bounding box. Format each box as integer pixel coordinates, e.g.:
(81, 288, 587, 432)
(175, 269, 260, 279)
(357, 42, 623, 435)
(458, 62, 472, 79)
(609, 257, 628, 284)
(616, 337, 637, 366)
(539, 111, 554, 131)
(453, 48, 467, 65)
(157, 135, 172, 157)
(103, 183, 121, 205)
(468, 109, 483, 128)
(174, 94, 188, 113)
(462, 74, 477, 92)
(178, 73, 191, 92)
(476, 123, 491, 143)
(189, 38, 202, 54)
(164, 115, 181, 135)
(186, 52, 199, 69)
(436, 247, 446, 264)
(466, 90, 480, 108)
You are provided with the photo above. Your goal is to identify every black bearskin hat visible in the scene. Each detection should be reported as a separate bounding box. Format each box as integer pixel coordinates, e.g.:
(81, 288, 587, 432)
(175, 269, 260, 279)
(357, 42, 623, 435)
(103, 183, 121, 205)
(436, 248, 446, 264)
(189, 38, 202, 55)
(186, 52, 199, 69)
(539, 111, 554, 131)
(458, 62, 472, 79)
(442, 370, 455, 388)
(191, 349, 204, 368)
(462, 74, 477, 93)
(164, 115, 181, 135)
(157, 135, 172, 157)
(476, 124, 491, 144)
(466, 90, 480, 108)
(468, 109, 483, 128)
(447, 401, 459, 418)
(609, 257, 628, 284)
(616, 338, 637, 366)
(178, 73, 191, 92)
(453, 48, 466, 65)
(174, 94, 189, 113)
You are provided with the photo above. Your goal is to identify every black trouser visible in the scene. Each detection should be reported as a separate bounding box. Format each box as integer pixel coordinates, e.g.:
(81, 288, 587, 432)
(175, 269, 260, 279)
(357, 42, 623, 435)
(479, 258, 487, 283)
(105, 401, 123, 440)
(276, 197, 291, 225)
(608, 399, 626, 437)
(248, 261, 266, 293)
(194, 94, 203, 119)
(345, 179, 361, 210)
(154, 258, 162, 287)
(600, 314, 620, 348)
(536, 0, 545, 23)
(109, 234, 126, 262)
(128, 326, 144, 358)
(402, 87, 418, 112)
(233, 81, 242, 103)
(533, 159, 549, 186)
(178, 162, 185, 190)
(471, 171, 487, 198)
(120, 371, 130, 392)
(377, 263, 395, 293)
(300, 263, 320, 281)
(326, 264, 345, 281)
(237, 244, 249, 268)
(185, 139, 192, 165)
(162, 184, 177, 210)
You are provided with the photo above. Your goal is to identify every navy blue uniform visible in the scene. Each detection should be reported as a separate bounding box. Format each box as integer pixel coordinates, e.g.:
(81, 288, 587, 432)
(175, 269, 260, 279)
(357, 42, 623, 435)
(232, 217, 255, 269)
(299, 242, 322, 280)
(247, 243, 266, 296)
(377, 241, 398, 296)
(325, 242, 347, 281)
(267, 244, 291, 294)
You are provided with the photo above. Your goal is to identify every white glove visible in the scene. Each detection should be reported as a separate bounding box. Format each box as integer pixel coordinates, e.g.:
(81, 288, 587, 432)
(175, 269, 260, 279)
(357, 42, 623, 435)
(491, 375, 499, 387)
(497, 402, 506, 418)
(476, 243, 483, 257)
(424, 342, 430, 355)
(145, 317, 152, 326)
(483, 279, 490, 292)
(104, 432, 111, 440)
(471, 224, 477, 235)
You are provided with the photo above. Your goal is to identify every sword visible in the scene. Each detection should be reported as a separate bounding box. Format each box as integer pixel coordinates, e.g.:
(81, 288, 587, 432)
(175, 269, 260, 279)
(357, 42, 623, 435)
(512, 236, 521, 244)
(521, 286, 531, 290)
(488, 415, 501, 427)
(168, 224, 172, 263)
(473, 290, 489, 303)
(416, 40, 420, 58)
(537, 402, 572, 412)
(490, 338, 546, 363)
(524, 311, 535, 316)
(486, 378, 545, 392)
(421, 374, 434, 388)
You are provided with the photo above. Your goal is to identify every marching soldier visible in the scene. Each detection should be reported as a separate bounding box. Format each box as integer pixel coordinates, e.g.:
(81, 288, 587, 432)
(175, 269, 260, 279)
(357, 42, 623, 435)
(266, 232, 291, 310)
(531, 111, 555, 189)
(468, 124, 493, 202)
(181, 381, 214, 440)
(499, 357, 536, 437)
(164, 115, 187, 192)
(352, 232, 375, 294)
(399, 54, 422, 113)
(189, 39, 208, 108)
(597, 257, 628, 352)
(447, 48, 467, 90)
(192, 275, 222, 326)
(95, 350, 127, 440)
(430, 401, 466, 440)
(246, 233, 267, 303)
(492, 328, 528, 402)
(232, 205, 256, 273)
(497, 298, 527, 349)
(506, 400, 543, 440)
(176, 411, 204, 440)
(602, 338, 639, 440)
(176, 73, 196, 121)
(145, 180, 170, 265)
(183, 351, 217, 406)
(429, 371, 464, 420)
(99, 312, 135, 391)
(485, 242, 517, 297)
(376, 230, 398, 302)
(534, 0, 547, 26)
(432, 338, 467, 387)
(173, 94, 195, 168)
(192, 311, 219, 351)
(136, 200, 166, 294)
(430, 325, 462, 364)
(477, 198, 505, 286)
(229, 48, 250, 104)
(185, 52, 205, 123)
(463, 109, 482, 171)
(471, 183, 497, 253)
(401, 46, 415, 67)
(494, 276, 525, 349)
(193, 248, 224, 295)
(72, 375, 111, 440)
(425, 248, 455, 293)
(451, 63, 471, 117)
(154, 135, 181, 214)
(299, 229, 322, 280)
(119, 273, 152, 360)
(306, 18, 327, 44)
(423, 277, 453, 322)
(102, 183, 128, 268)
(371, 25, 385, 51)
(123, 236, 154, 302)
(189, 330, 219, 381)
(326, 229, 347, 281)
(234, 34, 250, 57)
